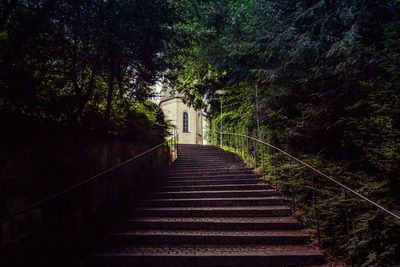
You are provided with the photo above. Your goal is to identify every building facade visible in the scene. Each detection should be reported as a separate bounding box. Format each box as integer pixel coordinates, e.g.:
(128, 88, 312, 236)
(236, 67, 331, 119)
(159, 88, 203, 144)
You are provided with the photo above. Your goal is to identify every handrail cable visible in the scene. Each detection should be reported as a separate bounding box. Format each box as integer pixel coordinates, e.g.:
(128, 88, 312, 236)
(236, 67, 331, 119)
(215, 130, 400, 221)
(0, 141, 170, 223)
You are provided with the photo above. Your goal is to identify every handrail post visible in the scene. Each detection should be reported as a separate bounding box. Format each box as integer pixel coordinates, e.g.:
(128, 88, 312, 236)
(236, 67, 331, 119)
(172, 132, 174, 161)
(290, 159, 295, 212)
(230, 133, 232, 148)
(311, 171, 321, 247)
(241, 134, 244, 158)
(173, 130, 175, 160)
(220, 97, 223, 147)
(175, 128, 177, 158)
(174, 129, 177, 160)
(239, 134, 241, 155)
(236, 132, 238, 153)
(238, 133, 240, 154)
(261, 142, 264, 179)
(235, 131, 239, 153)
(220, 130, 222, 147)
(233, 132, 236, 152)
(243, 134, 245, 157)
(254, 138, 257, 170)
(213, 125, 216, 145)
(246, 134, 249, 162)
(170, 139, 173, 164)
(177, 131, 179, 157)
(273, 149, 278, 193)
(344, 189, 351, 234)
(344, 189, 353, 266)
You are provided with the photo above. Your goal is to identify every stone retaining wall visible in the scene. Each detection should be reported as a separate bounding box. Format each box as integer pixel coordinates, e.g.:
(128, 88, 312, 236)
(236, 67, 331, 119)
(0, 130, 170, 266)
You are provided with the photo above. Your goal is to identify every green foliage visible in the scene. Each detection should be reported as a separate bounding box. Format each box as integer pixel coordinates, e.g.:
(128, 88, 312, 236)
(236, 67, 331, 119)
(135, 102, 171, 140)
(170, 0, 400, 265)
(0, 0, 174, 138)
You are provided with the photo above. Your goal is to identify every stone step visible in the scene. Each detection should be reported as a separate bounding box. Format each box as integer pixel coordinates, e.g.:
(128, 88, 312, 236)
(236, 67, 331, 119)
(167, 178, 263, 186)
(90, 244, 325, 267)
(168, 169, 251, 174)
(107, 229, 310, 245)
(174, 162, 240, 166)
(89, 144, 326, 267)
(171, 166, 246, 171)
(133, 206, 292, 217)
(167, 174, 260, 181)
(173, 160, 242, 164)
(172, 164, 245, 169)
(176, 155, 236, 159)
(168, 170, 256, 176)
(175, 157, 238, 161)
(177, 154, 233, 156)
(170, 167, 247, 173)
(152, 189, 277, 199)
(139, 197, 284, 207)
(173, 158, 240, 162)
(160, 183, 273, 192)
(175, 160, 239, 164)
(174, 158, 239, 162)
(174, 161, 239, 165)
(178, 152, 235, 157)
(168, 169, 253, 176)
(114, 217, 303, 231)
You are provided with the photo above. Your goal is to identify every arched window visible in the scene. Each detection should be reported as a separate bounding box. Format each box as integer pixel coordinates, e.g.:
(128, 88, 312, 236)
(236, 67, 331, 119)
(183, 112, 189, 132)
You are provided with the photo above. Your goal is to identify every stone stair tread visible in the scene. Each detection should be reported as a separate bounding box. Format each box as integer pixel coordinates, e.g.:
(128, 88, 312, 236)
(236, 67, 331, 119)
(162, 183, 270, 190)
(154, 189, 274, 194)
(135, 206, 290, 211)
(167, 174, 254, 178)
(144, 196, 281, 201)
(121, 217, 299, 224)
(171, 167, 245, 170)
(167, 174, 259, 179)
(94, 244, 324, 256)
(170, 169, 246, 173)
(151, 191, 277, 199)
(109, 229, 310, 237)
(167, 178, 263, 183)
(169, 169, 253, 172)
(139, 197, 284, 207)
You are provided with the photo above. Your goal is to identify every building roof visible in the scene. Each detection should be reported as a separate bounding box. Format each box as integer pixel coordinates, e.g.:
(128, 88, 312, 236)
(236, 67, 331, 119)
(159, 86, 184, 105)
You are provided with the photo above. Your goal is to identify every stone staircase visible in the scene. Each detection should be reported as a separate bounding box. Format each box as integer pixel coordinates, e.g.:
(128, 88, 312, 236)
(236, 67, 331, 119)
(89, 144, 325, 266)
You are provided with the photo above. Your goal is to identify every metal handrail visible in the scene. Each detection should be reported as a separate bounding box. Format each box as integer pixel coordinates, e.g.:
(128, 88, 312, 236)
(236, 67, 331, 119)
(0, 138, 177, 223)
(215, 130, 400, 221)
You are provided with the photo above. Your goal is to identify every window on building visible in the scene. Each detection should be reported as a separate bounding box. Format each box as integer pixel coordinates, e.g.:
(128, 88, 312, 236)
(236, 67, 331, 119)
(183, 112, 189, 132)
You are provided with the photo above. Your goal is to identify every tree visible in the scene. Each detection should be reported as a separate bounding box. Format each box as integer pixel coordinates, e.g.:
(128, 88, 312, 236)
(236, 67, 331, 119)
(167, 0, 400, 265)
(0, 0, 174, 134)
